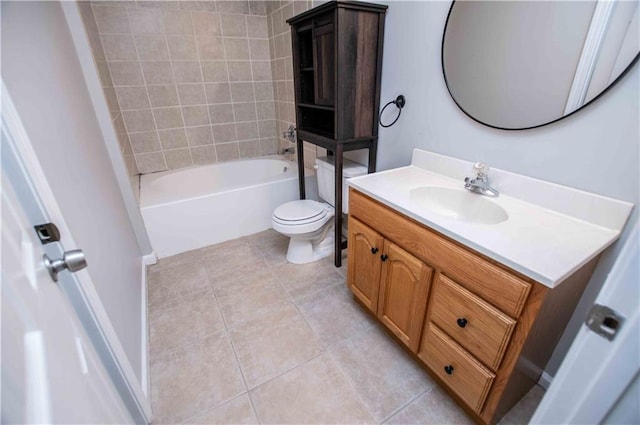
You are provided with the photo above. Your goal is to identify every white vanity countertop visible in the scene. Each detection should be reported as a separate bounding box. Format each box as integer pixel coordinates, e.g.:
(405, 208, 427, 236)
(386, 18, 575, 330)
(347, 149, 634, 288)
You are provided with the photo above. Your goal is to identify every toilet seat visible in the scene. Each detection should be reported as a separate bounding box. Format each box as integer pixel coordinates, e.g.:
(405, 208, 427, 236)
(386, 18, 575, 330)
(272, 200, 334, 235)
(272, 200, 329, 226)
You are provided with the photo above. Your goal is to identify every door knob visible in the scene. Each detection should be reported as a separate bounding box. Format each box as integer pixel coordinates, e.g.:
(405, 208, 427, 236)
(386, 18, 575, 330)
(43, 249, 87, 282)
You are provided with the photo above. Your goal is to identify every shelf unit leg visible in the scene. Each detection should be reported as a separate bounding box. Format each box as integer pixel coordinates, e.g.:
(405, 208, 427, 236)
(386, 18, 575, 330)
(334, 144, 344, 267)
(296, 137, 305, 199)
(368, 139, 378, 173)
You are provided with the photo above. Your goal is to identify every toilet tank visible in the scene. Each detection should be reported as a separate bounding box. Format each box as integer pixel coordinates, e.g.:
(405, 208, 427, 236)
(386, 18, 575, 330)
(315, 156, 368, 214)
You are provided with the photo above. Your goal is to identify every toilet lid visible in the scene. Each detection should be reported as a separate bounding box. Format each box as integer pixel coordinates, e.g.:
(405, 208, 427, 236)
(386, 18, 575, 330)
(273, 200, 328, 225)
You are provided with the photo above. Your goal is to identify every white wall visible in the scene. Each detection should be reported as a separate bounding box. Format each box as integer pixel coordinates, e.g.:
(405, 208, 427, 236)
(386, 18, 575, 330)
(2, 1, 145, 381)
(373, 1, 639, 376)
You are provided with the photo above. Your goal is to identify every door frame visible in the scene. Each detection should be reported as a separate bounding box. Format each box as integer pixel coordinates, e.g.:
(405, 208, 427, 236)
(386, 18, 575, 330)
(2, 83, 152, 423)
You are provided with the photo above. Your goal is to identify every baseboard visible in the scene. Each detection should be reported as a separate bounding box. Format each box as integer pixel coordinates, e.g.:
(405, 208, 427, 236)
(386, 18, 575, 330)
(140, 256, 150, 399)
(538, 371, 554, 390)
(143, 252, 158, 266)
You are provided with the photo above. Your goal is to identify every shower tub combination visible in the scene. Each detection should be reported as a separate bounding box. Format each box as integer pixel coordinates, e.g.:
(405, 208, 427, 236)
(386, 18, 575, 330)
(140, 156, 315, 258)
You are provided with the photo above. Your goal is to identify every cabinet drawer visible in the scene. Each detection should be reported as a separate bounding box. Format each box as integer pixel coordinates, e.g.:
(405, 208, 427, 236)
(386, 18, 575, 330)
(430, 275, 516, 371)
(420, 323, 495, 413)
(349, 189, 531, 317)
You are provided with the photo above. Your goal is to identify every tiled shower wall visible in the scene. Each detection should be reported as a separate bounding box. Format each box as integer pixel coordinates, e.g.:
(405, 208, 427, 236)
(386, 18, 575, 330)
(267, 0, 325, 169)
(82, 0, 279, 175)
(79, 2, 140, 199)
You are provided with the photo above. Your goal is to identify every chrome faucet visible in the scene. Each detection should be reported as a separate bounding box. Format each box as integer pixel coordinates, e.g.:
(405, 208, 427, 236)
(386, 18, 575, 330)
(464, 162, 499, 197)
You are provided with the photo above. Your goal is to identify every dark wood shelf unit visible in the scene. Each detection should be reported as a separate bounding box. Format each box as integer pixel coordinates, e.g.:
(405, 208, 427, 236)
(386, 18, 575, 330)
(287, 0, 387, 267)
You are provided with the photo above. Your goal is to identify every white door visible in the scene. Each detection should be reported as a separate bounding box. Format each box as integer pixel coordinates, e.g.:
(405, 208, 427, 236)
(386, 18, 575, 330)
(1, 169, 133, 424)
(531, 222, 639, 423)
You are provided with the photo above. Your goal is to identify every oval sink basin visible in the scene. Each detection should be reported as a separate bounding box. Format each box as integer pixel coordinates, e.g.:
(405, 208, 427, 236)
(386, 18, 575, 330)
(409, 186, 508, 224)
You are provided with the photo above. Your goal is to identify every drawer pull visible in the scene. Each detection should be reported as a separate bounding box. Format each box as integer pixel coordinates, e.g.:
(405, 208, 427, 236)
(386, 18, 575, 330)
(381, 254, 388, 261)
(457, 318, 468, 328)
(371, 247, 379, 254)
(444, 365, 454, 375)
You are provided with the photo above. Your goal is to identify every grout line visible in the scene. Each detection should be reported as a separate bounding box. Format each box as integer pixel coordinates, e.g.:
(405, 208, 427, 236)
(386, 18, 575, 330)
(377, 386, 433, 425)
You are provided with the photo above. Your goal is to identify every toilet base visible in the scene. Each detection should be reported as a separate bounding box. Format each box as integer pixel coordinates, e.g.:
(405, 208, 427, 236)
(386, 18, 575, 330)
(285, 226, 335, 264)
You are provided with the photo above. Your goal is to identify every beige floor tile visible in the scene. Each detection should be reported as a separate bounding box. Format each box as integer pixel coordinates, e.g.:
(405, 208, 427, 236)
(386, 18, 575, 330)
(498, 385, 545, 425)
(214, 268, 292, 328)
(273, 258, 345, 300)
(229, 304, 323, 388)
(384, 385, 473, 425)
(250, 353, 374, 424)
(296, 284, 375, 348)
(330, 325, 434, 422)
(201, 239, 270, 280)
(149, 289, 225, 359)
(150, 331, 245, 424)
(152, 248, 203, 271)
(185, 394, 258, 424)
(148, 262, 211, 306)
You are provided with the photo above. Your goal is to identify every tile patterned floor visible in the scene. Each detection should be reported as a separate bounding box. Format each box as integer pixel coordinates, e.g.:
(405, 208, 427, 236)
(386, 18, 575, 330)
(147, 230, 544, 424)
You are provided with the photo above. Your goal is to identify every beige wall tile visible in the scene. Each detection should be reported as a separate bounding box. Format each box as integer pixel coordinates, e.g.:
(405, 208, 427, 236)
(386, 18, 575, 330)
(223, 38, 250, 60)
(249, 39, 270, 60)
(103, 87, 120, 115)
(249, 1, 267, 16)
(167, 36, 198, 60)
(217, 1, 250, 15)
(147, 84, 180, 107)
(172, 61, 203, 83)
(93, 5, 131, 34)
(215, 142, 240, 161)
(258, 119, 277, 139)
(183, 105, 210, 126)
(208, 104, 235, 124)
(260, 137, 278, 155)
(256, 101, 275, 120)
(220, 13, 247, 37)
(247, 15, 268, 38)
(123, 109, 156, 132)
(227, 61, 252, 82)
(135, 151, 167, 173)
(197, 36, 226, 60)
(230, 82, 255, 102)
(102, 34, 138, 60)
(162, 9, 194, 35)
(190, 145, 217, 164)
(281, 3, 294, 23)
(238, 139, 261, 157)
(141, 61, 175, 84)
(212, 123, 237, 143)
(254, 81, 274, 101)
(130, 131, 161, 153)
(186, 125, 214, 146)
(164, 148, 193, 169)
(192, 11, 222, 36)
(251, 60, 272, 81)
(137, 1, 179, 10)
(179, 1, 217, 12)
(177, 83, 207, 105)
(128, 7, 164, 34)
(153, 107, 184, 129)
(159, 128, 189, 149)
(233, 102, 257, 121)
(135, 35, 169, 60)
(115, 86, 150, 110)
(201, 61, 229, 82)
(236, 121, 259, 140)
(96, 61, 113, 87)
(205, 82, 232, 103)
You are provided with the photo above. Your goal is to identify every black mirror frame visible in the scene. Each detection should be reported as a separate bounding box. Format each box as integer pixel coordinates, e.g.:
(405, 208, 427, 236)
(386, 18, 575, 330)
(441, 0, 640, 131)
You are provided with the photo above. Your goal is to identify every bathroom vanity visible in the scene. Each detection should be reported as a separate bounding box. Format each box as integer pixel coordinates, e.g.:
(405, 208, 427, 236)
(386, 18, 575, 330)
(346, 149, 633, 424)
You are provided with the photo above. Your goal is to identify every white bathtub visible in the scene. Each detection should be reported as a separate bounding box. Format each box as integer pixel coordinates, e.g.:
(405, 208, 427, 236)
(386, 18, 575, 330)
(140, 156, 315, 258)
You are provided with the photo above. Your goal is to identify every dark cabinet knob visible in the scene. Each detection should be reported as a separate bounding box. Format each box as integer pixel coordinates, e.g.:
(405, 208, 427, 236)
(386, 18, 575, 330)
(380, 254, 388, 261)
(444, 365, 454, 375)
(371, 247, 379, 254)
(457, 318, 468, 328)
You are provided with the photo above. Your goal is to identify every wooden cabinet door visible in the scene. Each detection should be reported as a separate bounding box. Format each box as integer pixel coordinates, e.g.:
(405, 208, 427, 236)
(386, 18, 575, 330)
(378, 241, 434, 353)
(347, 218, 384, 312)
(313, 20, 334, 106)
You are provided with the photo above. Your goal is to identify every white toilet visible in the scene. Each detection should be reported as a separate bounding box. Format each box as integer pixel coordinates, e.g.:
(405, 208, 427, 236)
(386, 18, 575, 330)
(272, 156, 368, 264)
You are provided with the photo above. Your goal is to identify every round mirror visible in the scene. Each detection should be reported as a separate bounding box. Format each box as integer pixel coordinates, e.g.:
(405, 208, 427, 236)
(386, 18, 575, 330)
(442, 1, 639, 130)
